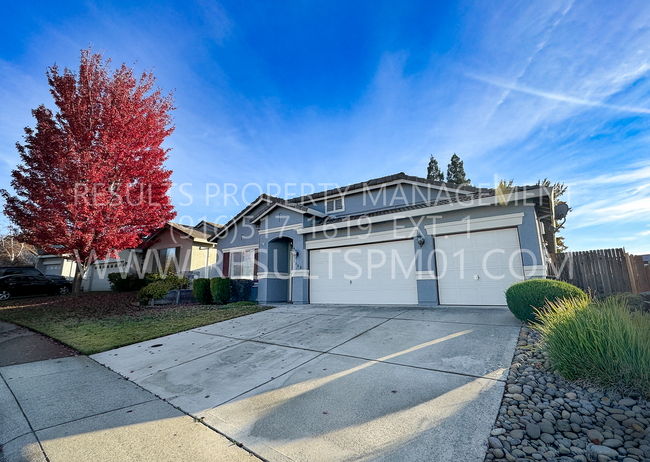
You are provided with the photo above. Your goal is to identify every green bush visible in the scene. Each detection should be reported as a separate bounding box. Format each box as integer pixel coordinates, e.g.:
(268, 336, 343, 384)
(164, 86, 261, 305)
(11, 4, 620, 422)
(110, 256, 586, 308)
(108, 272, 149, 292)
(534, 297, 650, 398)
(137, 269, 190, 305)
(193, 278, 212, 304)
(138, 280, 175, 304)
(597, 292, 644, 312)
(210, 277, 231, 305)
(231, 279, 254, 302)
(506, 279, 587, 322)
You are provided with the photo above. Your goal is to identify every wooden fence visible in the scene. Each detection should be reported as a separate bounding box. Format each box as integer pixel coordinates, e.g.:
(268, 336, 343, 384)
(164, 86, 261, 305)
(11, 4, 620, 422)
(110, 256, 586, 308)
(548, 249, 650, 296)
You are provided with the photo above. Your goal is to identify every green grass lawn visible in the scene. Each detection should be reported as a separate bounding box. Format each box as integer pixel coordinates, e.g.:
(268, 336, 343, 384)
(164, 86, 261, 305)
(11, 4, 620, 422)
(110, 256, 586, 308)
(0, 292, 271, 355)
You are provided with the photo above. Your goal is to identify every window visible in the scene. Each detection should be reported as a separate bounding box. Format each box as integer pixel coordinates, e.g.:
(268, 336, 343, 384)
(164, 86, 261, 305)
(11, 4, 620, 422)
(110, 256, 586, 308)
(158, 247, 180, 272)
(326, 197, 344, 213)
(230, 249, 256, 280)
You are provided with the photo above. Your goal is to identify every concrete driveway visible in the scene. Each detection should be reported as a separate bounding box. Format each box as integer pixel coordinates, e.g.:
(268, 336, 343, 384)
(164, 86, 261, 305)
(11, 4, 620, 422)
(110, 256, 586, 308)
(93, 305, 522, 462)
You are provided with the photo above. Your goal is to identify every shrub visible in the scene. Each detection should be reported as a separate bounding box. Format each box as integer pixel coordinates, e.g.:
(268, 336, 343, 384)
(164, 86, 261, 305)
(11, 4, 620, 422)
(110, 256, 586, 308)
(137, 270, 190, 305)
(210, 277, 231, 305)
(597, 292, 644, 312)
(231, 279, 254, 302)
(193, 278, 212, 304)
(108, 272, 149, 292)
(506, 279, 587, 322)
(138, 280, 175, 304)
(534, 297, 650, 398)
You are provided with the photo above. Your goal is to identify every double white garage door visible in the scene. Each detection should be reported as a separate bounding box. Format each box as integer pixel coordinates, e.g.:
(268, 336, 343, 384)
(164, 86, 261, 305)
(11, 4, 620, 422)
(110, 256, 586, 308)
(309, 228, 524, 305)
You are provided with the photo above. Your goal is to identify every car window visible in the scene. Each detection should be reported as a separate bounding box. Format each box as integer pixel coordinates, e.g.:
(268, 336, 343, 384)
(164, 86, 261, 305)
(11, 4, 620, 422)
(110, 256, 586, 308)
(33, 276, 51, 282)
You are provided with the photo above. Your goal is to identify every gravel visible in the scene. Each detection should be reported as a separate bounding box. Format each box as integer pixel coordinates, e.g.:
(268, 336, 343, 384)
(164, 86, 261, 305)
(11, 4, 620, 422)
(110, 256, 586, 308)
(483, 326, 650, 462)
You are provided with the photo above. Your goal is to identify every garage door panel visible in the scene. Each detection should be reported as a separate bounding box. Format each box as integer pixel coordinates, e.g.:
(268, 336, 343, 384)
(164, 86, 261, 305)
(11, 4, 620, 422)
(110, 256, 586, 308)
(436, 228, 524, 306)
(310, 240, 418, 305)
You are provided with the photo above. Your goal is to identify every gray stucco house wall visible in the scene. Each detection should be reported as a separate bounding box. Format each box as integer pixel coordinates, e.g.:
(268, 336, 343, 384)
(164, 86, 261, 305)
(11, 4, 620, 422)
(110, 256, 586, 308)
(209, 172, 554, 306)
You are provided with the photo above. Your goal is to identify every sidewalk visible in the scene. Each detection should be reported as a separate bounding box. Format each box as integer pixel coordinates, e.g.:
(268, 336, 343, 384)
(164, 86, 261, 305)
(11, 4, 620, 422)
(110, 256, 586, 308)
(0, 322, 259, 462)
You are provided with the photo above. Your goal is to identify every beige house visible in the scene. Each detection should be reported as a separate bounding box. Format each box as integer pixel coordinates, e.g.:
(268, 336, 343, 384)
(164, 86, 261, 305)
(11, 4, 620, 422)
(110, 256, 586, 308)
(35, 221, 221, 291)
(140, 221, 220, 278)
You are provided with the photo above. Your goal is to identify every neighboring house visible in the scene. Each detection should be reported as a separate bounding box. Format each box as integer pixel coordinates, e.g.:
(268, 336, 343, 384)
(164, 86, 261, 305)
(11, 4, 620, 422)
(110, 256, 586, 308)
(35, 221, 221, 291)
(642, 254, 650, 266)
(140, 221, 221, 278)
(210, 172, 555, 306)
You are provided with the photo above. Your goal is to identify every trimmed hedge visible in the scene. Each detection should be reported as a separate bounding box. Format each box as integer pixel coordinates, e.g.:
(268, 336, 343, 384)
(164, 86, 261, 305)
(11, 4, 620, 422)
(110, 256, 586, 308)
(193, 278, 212, 304)
(506, 279, 587, 322)
(231, 279, 254, 302)
(210, 277, 231, 305)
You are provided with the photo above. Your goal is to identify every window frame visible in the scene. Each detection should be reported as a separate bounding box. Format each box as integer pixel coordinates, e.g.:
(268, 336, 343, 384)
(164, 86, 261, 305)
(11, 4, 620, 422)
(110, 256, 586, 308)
(326, 197, 345, 213)
(229, 249, 256, 280)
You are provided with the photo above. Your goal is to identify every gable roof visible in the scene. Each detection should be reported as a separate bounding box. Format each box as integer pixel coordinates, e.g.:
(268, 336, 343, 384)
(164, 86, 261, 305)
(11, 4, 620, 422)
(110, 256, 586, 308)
(209, 194, 278, 241)
(249, 199, 326, 225)
(298, 184, 553, 232)
(288, 172, 481, 205)
(140, 222, 215, 247)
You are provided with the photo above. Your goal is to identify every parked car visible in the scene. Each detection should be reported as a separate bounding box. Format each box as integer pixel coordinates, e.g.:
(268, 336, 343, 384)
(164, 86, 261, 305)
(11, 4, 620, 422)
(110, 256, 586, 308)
(0, 275, 72, 300)
(0, 266, 71, 294)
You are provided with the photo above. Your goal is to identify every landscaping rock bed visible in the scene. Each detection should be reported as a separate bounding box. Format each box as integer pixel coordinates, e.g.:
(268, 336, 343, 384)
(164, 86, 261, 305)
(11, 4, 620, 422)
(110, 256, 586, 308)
(484, 326, 650, 462)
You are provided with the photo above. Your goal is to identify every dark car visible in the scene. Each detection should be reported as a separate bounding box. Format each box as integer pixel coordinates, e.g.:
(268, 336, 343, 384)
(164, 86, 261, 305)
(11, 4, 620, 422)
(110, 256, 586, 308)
(0, 267, 72, 295)
(0, 275, 71, 301)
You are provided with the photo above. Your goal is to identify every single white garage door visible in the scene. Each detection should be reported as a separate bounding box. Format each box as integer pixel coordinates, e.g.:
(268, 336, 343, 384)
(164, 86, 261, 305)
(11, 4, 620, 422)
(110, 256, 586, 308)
(435, 228, 524, 306)
(310, 240, 418, 305)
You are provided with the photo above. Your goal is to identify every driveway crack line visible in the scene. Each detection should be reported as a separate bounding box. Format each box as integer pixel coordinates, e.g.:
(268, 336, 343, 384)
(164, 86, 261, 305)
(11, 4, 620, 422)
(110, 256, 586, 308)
(0, 369, 50, 462)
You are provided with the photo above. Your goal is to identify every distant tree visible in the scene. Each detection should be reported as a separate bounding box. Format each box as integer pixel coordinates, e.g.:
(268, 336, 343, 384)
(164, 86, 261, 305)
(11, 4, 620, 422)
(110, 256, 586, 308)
(426, 155, 444, 181)
(1, 48, 177, 295)
(0, 227, 37, 267)
(537, 178, 571, 252)
(446, 153, 471, 185)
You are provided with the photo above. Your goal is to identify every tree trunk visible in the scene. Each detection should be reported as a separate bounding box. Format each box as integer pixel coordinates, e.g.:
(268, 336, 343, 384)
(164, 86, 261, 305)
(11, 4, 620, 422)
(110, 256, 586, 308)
(72, 263, 86, 296)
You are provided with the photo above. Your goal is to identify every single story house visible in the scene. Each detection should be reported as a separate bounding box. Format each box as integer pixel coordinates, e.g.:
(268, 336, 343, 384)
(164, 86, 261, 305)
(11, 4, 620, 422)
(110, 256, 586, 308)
(210, 172, 555, 306)
(35, 221, 221, 291)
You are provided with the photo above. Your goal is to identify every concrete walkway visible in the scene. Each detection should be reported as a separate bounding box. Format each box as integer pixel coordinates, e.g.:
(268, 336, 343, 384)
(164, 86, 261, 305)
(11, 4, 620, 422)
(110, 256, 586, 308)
(93, 305, 522, 462)
(0, 355, 258, 461)
(0, 321, 77, 367)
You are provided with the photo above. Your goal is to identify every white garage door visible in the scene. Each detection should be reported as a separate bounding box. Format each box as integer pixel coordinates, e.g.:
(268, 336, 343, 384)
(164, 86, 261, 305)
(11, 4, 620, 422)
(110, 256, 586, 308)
(310, 240, 418, 305)
(43, 264, 62, 275)
(435, 228, 524, 306)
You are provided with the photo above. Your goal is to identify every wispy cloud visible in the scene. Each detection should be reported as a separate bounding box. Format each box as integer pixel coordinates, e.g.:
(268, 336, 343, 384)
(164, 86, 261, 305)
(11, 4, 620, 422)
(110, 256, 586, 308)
(466, 73, 650, 114)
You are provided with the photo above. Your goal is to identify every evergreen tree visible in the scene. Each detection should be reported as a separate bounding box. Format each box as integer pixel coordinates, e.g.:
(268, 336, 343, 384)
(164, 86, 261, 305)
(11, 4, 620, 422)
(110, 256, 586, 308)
(537, 178, 570, 252)
(426, 155, 444, 181)
(446, 153, 471, 184)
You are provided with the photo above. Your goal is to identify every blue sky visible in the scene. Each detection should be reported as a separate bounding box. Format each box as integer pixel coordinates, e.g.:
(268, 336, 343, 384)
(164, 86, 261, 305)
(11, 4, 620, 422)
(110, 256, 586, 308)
(1, 0, 649, 253)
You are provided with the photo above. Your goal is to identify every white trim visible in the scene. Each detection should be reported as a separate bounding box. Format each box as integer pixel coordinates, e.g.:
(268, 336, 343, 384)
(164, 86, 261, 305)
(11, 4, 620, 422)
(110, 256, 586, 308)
(524, 265, 547, 278)
(326, 197, 345, 213)
(290, 269, 310, 278)
(211, 196, 274, 240)
(424, 212, 524, 236)
(250, 203, 326, 224)
(259, 223, 303, 235)
(230, 275, 255, 280)
(416, 270, 437, 280)
(222, 245, 258, 253)
(298, 190, 545, 235)
(305, 228, 418, 250)
(257, 271, 289, 280)
(294, 179, 476, 205)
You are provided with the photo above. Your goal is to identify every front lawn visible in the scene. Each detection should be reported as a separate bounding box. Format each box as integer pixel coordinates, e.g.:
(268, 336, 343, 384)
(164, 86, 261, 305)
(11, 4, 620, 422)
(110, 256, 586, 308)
(0, 292, 271, 355)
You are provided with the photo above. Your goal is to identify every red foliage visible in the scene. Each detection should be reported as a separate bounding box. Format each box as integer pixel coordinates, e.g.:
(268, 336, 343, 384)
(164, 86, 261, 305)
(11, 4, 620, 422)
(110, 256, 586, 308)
(1, 48, 176, 274)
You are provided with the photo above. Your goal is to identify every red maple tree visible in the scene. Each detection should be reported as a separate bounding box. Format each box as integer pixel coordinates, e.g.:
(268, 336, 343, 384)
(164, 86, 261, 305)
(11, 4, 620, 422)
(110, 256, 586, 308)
(1, 48, 177, 294)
